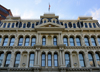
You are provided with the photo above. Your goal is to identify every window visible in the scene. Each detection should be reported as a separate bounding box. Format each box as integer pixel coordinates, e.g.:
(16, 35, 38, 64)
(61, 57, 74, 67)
(25, 37, 30, 46)
(76, 37, 81, 46)
(79, 53, 85, 67)
(42, 53, 45, 66)
(89, 23, 92, 28)
(97, 37, 100, 45)
(85, 23, 88, 28)
(84, 37, 89, 46)
(88, 53, 95, 67)
(65, 53, 70, 67)
(0, 52, 4, 67)
(54, 53, 58, 66)
(53, 37, 57, 45)
(53, 20, 55, 23)
(63, 37, 68, 46)
(3, 37, 8, 46)
(5, 53, 11, 67)
(68, 22, 72, 28)
(7, 23, 10, 28)
(18, 37, 23, 46)
(42, 37, 46, 46)
(23, 23, 26, 28)
(3, 23, 6, 28)
(10, 37, 15, 46)
(93, 23, 96, 28)
(27, 22, 31, 28)
(65, 23, 67, 28)
(29, 53, 35, 67)
(70, 37, 74, 46)
(95, 53, 100, 67)
(16, 22, 19, 27)
(14, 53, 20, 67)
(32, 23, 34, 28)
(0, 36, 2, 43)
(19, 22, 22, 28)
(12, 23, 14, 28)
(91, 37, 96, 46)
(73, 23, 76, 28)
(44, 20, 46, 23)
(31, 37, 36, 46)
(48, 53, 52, 66)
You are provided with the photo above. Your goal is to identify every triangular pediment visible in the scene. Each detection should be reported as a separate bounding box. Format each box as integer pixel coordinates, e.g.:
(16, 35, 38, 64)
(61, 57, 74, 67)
(35, 22, 65, 28)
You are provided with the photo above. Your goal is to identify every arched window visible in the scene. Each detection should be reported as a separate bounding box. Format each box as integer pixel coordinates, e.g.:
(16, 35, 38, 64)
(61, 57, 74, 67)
(27, 22, 31, 28)
(53, 37, 57, 45)
(0, 36, 2, 44)
(65, 53, 70, 67)
(42, 36, 46, 46)
(7, 23, 10, 28)
(85, 23, 88, 28)
(5, 52, 11, 67)
(3, 23, 6, 28)
(42, 53, 45, 66)
(73, 23, 76, 28)
(91, 37, 96, 46)
(97, 37, 100, 45)
(31, 37, 36, 46)
(84, 37, 89, 46)
(12, 23, 15, 28)
(14, 53, 20, 67)
(29, 53, 35, 67)
(54, 53, 58, 66)
(18, 37, 23, 46)
(88, 52, 95, 67)
(0, 52, 4, 67)
(10, 37, 15, 46)
(25, 37, 30, 46)
(95, 53, 100, 67)
(93, 23, 96, 28)
(63, 37, 68, 46)
(79, 53, 85, 67)
(3, 37, 8, 46)
(48, 53, 52, 66)
(65, 23, 67, 28)
(70, 37, 74, 46)
(23, 23, 26, 28)
(89, 23, 92, 28)
(76, 37, 81, 46)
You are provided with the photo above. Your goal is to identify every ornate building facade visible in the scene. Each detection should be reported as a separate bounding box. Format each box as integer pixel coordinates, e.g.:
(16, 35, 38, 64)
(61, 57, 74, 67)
(0, 14, 100, 72)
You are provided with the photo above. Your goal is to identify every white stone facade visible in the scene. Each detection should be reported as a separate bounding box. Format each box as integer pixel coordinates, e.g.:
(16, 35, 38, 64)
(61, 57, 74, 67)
(0, 14, 100, 72)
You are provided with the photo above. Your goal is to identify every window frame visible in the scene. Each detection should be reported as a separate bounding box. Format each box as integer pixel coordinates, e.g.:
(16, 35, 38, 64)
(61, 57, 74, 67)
(42, 37, 46, 46)
(29, 53, 35, 67)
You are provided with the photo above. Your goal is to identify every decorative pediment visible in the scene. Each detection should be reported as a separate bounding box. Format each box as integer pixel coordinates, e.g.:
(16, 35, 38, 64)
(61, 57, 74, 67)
(35, 22, 65, 28)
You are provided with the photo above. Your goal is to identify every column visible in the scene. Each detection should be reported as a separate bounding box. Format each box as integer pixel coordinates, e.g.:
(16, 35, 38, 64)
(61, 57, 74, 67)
(10, 22, 12, 28)
(29, 36, 31, 46)
(46, 52, 47, 67)
(77, 53, 81, 68)
(74, 36, 77, 46)
(95, 37, 99, 46)
(14, 36, 18, 46)
(81, 36, 85, 46)
(35, 51, 37, 65)
(70, 52, 73, 68)
(38, 50, 40, 66)
(52, 52, 54, 68)
(51, 35, 53, 45)
(67, 22, 69, 28)
(68, 36, 70, 46)
(22, 36, 25, 46)
(38, 33, 41, 44)
(1, 52, 6, 67)
(0, 37, 4, 46)
(46, 35, 48, 45)
(61, 34, 63, 44)
(9, 51, 15, 67)
(60, 50, 62, 66)
(36, 34, 38, 44)
(84, 51, 90, 67)
(58, 33, 61, 44)
(71, 22, 73, 28)
(26, 52, 29, 68)
(87, 22, 89, 28)
(89, 36, 92, 46)
(91, 22, 93, 28)
(62, 50, 65, 65)
(7, 36, 10, 46)
(93, 52, 98, 67)
(75, 22, 77, 28)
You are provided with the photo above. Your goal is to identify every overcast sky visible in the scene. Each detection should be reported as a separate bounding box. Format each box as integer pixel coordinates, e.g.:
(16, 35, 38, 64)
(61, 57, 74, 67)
(0, 0, 100, 22)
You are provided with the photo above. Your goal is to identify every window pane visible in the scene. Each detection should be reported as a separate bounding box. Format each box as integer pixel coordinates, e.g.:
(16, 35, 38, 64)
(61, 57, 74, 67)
(5, 53, 11, 67)
(70, 37, 74, 46)
(0, 53, 4, 67)
(10, 37, 15, 46)
(79, 53, 85, 67)
(48, 54, 51, 66)
(25, 37, 29, 46)
(95, 53, 100, 66)
(0, 37, 2, 43)
(89, 23, 92, 28)
(3, 23, 6, 28)
(42, 54, 45, 66)
(85, 23, 88, 28)
(14, 53, 20, 67)
(29, 53, 34, 67)
(7, 23, 10, 28)
(12, 23, 14, 28)
(42, 37, 46, 45)
(65, 53, 70, 67)
(91, 37, 96, 46)
(63, 37, 68, 46)
(98, 37, 100, 45)
(54, 54, 58, 66)
(88, 53, 94, 67)
(76, 37, 81, 46)
(84, 37, 89, 46)
(53, 37, 57, 45)
(18, 37, 23, 46)
(93, 23, 96, 28)
(3, 37, 8, 46)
